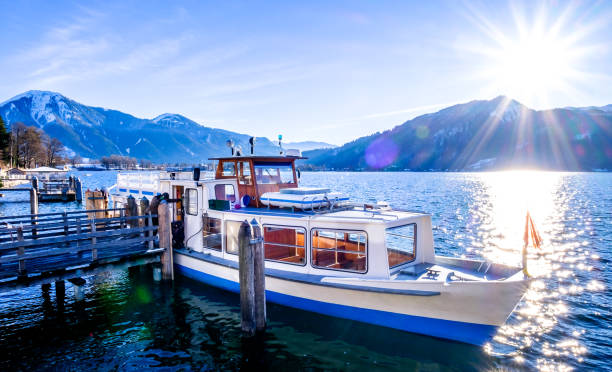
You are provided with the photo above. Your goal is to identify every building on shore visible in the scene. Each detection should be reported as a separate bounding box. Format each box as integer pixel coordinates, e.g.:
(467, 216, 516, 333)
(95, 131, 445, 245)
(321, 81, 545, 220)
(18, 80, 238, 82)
(24, 166, 68, 180)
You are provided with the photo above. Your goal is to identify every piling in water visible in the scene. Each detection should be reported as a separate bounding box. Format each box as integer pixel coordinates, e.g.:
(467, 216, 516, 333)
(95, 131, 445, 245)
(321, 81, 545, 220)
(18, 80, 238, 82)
(75, 178, 83, 202)
(126, 195, 139, 228)
(158, 201, 173, 280)
(238, 219, 266, 336)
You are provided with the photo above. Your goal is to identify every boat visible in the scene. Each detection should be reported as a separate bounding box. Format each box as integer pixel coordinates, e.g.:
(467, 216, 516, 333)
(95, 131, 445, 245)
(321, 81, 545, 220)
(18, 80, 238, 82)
(111, 151, 530, 345)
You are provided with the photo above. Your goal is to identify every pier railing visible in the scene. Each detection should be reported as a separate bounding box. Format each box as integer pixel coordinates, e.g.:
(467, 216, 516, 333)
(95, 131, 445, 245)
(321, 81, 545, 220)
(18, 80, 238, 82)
(0, 211, 160, 283)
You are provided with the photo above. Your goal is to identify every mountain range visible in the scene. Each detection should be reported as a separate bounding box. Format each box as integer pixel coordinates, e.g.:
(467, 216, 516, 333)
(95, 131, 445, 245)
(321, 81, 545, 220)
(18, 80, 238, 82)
(0, 91, 334, 162)
(303, 96, 612, 171)
(1, 91, 611, 170)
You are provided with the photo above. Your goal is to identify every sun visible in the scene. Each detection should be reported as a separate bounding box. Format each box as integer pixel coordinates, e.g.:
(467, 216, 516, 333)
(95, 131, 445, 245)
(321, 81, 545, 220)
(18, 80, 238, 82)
(489, 32, 575, 102)
(464, 3, 594, 107)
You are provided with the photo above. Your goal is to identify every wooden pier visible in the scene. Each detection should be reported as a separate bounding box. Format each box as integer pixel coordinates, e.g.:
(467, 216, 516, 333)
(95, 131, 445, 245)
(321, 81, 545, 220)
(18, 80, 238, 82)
(0, 205, 172, 291)
(32, 176, 83, 202)
(0, 176, 83, 203)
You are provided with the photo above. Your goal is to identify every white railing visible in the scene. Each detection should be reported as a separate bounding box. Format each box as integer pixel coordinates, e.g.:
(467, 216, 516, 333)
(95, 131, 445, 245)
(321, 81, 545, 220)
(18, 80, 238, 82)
(117, 172, 160, 193)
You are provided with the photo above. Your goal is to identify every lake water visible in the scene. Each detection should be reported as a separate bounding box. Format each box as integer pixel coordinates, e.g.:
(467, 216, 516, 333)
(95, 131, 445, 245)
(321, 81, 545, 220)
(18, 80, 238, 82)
(0, 171, 609, 371)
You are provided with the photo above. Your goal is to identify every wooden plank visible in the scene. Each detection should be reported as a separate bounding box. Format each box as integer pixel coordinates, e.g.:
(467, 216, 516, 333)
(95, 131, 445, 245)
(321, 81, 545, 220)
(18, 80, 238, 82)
(0, 236, 156, 263)
(0, 214, 154, 234)
(90, 221, 97, 261)
(0, 219, 147, 243)
(17, 228, 25, 277)
(0, 208, 124, 222)
(0, 225, 157, 250)
(0, 224, 147, 247)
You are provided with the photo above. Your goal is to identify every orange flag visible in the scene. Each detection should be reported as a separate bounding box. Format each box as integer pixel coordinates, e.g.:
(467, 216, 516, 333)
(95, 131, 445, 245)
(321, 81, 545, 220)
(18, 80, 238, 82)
(524, 212, 543, 250)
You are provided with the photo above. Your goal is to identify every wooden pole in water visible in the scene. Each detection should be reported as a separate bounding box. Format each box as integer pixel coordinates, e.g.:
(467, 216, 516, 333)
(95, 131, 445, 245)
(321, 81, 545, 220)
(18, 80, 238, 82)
(75, 178, 83, 202)
(251, 219, 266, 332)
(147, 212, 154, 251)
(139, 197, 149, 227)
(126, 195, 138, 228)
(239, 218, 266, 336)
(30, 187, 38, 238)
(158, 200, 173, 280)
(238, 220, 255, 336)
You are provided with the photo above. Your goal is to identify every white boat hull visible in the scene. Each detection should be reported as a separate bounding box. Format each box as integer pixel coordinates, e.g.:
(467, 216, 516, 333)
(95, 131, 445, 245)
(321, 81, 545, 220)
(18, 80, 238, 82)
(174, 251, 528, 345)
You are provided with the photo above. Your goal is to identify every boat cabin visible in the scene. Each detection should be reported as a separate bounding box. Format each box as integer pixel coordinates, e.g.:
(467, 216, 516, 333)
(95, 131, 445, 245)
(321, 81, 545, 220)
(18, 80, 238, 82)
(111, 159, 433, 280)
(210, 155, 304, 207)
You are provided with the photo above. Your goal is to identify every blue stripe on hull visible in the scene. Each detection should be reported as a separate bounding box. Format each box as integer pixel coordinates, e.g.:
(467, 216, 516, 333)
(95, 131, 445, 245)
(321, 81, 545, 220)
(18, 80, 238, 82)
(175, 264, 497, 346)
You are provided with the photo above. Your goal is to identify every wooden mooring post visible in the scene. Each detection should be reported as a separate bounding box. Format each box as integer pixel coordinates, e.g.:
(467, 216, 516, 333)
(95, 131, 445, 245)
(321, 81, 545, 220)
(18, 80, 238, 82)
(30, 187, 38, 238)
(158, 200, 173, 280)
(126, 195, 139, 228)
(238, 218, 266, 336)
(75, 178, 83, 202)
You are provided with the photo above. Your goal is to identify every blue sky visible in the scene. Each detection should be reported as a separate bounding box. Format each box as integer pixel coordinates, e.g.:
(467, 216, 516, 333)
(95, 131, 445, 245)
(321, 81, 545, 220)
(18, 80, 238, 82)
(1, 0, 611, 145)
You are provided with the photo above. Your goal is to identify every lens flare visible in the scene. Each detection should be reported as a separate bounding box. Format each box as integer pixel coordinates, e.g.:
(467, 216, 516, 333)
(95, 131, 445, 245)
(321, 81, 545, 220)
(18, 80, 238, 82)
(365, 136, 399, 169)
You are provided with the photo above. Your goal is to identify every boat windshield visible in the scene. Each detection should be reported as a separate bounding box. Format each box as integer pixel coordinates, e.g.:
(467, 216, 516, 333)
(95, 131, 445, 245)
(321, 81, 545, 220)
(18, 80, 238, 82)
(386, 224, 416, 268)
(254, 163, 294, 184)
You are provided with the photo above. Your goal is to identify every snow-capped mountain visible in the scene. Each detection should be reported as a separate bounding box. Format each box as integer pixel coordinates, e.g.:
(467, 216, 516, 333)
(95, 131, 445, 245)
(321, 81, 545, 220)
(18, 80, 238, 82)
(0, 90, 281, 162)
(284, 141, 337, 152)
(304, 96, 612, 171)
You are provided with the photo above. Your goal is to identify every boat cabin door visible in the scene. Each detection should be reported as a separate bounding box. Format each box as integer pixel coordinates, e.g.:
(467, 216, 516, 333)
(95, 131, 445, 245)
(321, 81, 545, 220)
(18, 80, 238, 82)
(182, 186, 203, 251)
(173, 186, 184, 221)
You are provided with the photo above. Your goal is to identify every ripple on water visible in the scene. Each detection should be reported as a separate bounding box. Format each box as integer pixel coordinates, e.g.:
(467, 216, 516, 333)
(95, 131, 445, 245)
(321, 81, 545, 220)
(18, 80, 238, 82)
(0, 171, 610, 371)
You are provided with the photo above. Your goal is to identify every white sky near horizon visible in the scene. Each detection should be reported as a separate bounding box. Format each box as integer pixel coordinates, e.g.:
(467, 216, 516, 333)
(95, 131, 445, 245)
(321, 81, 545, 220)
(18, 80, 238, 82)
(0, 0, 611, 145)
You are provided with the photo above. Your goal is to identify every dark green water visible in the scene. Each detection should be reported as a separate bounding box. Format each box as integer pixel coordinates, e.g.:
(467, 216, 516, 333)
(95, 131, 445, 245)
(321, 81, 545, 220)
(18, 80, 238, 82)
(0, 267, 489, 371)
(0, 171, 610, 371)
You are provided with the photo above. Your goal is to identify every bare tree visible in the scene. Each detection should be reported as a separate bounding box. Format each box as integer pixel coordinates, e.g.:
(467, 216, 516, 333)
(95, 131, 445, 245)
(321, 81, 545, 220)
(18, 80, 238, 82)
(70, 154, 82, 166)
(42, 136, 64, 166)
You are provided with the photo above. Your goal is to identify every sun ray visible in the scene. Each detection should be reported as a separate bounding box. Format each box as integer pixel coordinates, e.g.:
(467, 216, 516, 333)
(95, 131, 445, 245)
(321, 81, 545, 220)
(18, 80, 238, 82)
(458, 1, 609, 109)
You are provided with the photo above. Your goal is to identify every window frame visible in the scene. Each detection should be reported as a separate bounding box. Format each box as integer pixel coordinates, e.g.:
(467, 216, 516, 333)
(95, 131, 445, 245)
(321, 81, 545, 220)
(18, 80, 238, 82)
(237, 161, 253, 185)
(224, 220, 243, 255)
(214, 183, 237, 202)
(202, 214, 222, 252)
(253, 163, 295, 185)
(262, 224, 307, 266)
(310, 228, 368, 274)
(386, 223, 417, 269)
(185, 188, 198, 216)
(221, 160, 237, 177)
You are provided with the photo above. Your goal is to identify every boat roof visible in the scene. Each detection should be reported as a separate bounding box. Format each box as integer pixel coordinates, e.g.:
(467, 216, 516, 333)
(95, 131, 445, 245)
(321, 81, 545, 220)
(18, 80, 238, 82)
(208, 155, 307, 161)
(226, 206, 428, 227)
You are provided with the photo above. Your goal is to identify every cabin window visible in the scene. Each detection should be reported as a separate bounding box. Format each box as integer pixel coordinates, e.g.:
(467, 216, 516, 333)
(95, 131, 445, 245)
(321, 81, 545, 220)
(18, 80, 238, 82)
(263, 225, 306, 265)
(214, 184, 236, 202)
(254, 163, 294, 185)
(224, 220, 243, 255)
(238, 161, 252, 185)
(311, 229, 367, 273)
(222, 161, 236, 176)
(386, 224, 416, 268)
(202, 215, 222, 251)
(185, 188, 198, 216)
